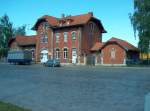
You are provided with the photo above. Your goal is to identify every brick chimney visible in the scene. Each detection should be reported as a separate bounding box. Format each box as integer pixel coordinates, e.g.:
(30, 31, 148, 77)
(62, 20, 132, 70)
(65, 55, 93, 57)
(88, 12, 93, 16)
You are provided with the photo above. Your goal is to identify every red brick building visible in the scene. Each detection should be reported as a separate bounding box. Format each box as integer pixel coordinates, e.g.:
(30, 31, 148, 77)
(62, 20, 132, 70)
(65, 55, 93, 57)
(91, 37, 139, 66)
(9, 12, 106, 65)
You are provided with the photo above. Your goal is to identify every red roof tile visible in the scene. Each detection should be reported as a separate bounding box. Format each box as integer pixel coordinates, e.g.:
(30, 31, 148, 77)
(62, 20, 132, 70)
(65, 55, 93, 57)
(40, 15, 58, 26)
(107, 37, 139, 51)
(91, 42, 104, 51)
(16, 35, 37, 46)
(32, 13, 106, 32)
(60, 13, 92, 26)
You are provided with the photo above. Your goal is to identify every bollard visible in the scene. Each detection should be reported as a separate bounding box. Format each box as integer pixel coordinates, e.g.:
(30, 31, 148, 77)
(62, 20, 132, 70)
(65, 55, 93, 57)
(145, 93, 150, 111)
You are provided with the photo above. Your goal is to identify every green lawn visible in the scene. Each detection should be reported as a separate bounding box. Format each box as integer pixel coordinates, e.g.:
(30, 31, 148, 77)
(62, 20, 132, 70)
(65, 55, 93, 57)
(0, 101, 31, 111)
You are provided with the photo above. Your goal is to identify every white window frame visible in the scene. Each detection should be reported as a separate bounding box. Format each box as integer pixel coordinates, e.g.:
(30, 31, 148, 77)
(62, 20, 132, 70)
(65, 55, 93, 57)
(63, 48, 68, 59)
(56, 33, 60, 43)
(64, 32, 68, 42)
(55, 48, 60, 59)
(111, 48, 116, 59)
(71, 31, 76, 40)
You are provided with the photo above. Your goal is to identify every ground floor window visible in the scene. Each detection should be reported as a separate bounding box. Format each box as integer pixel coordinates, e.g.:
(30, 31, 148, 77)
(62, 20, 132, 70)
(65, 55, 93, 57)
(63, 48, 68, 59)
(55, 49, 60, 59)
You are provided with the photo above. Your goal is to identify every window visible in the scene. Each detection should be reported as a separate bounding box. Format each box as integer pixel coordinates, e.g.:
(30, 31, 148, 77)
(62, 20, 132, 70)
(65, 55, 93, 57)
(56, 33, 59, 43)
(72, 31, 76, 40)
(40, 34, 48, 43)
(63, 48, 68, 59)
(111, 48, 116, 59)
(67, 21, 70, 25)
(55, 49, 60, 59)
(64, 32, 68, 42)
(88, 22, 95, 36)
(42, 22, 49, 31)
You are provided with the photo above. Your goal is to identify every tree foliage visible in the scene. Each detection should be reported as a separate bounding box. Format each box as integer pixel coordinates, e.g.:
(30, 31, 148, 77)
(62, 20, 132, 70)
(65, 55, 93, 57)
(130, 0, 150, 53)
(0, 14, 26, 58)
(0, 14, 13, 48)
(13, 25, 26, 36)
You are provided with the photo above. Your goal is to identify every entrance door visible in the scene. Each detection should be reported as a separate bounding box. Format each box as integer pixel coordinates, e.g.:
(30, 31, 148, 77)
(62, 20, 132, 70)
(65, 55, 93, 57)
(86, 54, 95, 66)
(72, 48, 77, 64)
(40, 49, 48, 63)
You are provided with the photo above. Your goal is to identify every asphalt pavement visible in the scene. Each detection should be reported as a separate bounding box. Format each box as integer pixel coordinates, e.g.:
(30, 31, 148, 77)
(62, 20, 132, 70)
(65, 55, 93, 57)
(0, 63, 150, 111)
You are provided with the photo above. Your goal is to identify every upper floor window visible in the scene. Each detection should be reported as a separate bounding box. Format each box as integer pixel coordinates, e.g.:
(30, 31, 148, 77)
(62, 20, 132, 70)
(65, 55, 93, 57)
(42, 22, 49, 31)
(63, 48, 68, 59)
(56, 33, 60, 43)
(40, 34, 48, 43)
(72, 31, 76, 40)
(88, 22, 95, 35)
(64, 32, 68, 42)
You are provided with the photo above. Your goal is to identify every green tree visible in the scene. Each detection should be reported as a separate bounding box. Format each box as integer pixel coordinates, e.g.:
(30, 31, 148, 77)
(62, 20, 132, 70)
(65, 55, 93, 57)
(0, 14, 26, 59)
(130, 0, 150, 54)
(0, 14, 13, 48)
(13, 25, 26, 36)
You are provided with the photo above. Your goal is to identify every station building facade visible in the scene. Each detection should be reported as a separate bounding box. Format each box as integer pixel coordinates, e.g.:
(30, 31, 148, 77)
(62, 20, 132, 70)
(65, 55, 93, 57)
(9, 12, 139, 65)
(9, 12, 106, 65)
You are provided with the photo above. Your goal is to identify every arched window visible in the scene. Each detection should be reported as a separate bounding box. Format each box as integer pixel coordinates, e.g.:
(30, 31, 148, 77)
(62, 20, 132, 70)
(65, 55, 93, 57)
(63, 48, 68, 59)
(88, 22, 95, 35)
(55, 49, 60, 59)
(111, 48, 116, 59)
(72, 31, 76, 40)
(40, 49, 48, 63)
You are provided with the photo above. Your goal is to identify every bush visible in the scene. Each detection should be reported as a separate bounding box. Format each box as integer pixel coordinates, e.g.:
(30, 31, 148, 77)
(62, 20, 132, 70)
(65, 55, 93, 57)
(0, 48, 9, 58)
(140, 59, 150, 65)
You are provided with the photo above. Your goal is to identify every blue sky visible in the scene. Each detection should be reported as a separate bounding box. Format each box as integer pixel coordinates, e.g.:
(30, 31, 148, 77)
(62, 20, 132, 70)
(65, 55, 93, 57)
(0, 0, 138, 46)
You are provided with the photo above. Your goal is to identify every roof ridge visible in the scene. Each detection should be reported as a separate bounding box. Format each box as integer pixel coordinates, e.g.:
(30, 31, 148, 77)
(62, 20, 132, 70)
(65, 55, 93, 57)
(41, 13, 92, 20)
(109, 37, 138, 50)
(110, 37, 134, 46)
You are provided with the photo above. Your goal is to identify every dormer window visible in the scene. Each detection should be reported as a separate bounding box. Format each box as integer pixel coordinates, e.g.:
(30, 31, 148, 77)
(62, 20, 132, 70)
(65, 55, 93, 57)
(67, 21, 69, 25)
(59, 23, 62, 26)
(59, 20, 65, 26)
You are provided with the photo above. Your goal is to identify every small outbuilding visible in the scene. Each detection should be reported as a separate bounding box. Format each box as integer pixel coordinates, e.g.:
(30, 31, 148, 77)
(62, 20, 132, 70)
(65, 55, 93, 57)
(91, 37, 139, 66)
(101, 37, 139, 66)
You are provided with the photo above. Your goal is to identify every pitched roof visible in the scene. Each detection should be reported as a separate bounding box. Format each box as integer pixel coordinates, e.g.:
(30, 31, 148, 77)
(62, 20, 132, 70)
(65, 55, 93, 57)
(90, 37, 139, 52)
(32, 12, 106, 32)
(91, 42, 104, 51)
(60, 13, 92, 26)
(15, 35, 37, 46)
(106, 37, 139, 51)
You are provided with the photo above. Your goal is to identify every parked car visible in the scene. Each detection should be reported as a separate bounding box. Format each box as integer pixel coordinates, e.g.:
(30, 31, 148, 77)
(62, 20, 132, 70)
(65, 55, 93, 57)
(44, 59, 61, 67)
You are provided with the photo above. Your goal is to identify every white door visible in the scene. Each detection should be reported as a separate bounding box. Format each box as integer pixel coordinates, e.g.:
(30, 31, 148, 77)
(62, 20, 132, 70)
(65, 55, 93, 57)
(72, 48, 77, 64)
(41, 50, 48, 63)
